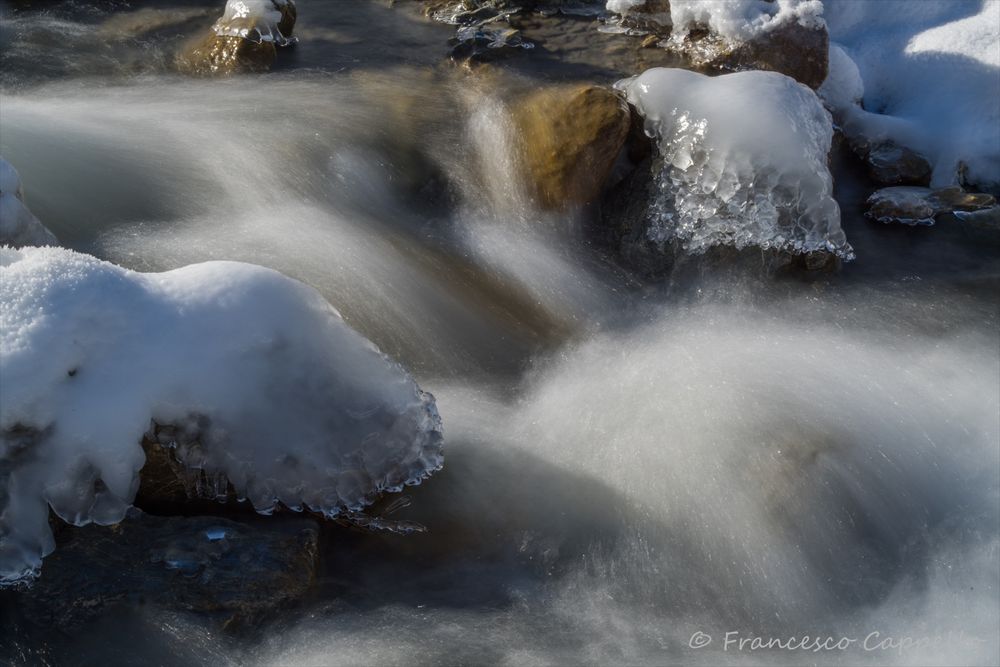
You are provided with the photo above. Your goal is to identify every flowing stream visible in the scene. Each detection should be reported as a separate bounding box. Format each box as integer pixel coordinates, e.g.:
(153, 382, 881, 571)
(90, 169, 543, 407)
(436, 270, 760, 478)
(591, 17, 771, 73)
(1, 1, 998, 665)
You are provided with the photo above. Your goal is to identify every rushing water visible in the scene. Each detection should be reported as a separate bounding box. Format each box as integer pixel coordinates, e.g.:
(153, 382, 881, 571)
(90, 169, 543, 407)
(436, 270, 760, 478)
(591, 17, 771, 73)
(1, 1, 998, 665)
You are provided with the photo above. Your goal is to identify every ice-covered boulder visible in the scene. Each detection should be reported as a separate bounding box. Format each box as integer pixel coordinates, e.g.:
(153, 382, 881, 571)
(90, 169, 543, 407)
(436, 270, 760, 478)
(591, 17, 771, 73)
(613, 67, 851, 262)
(176, 0, 297, 76)
(0, 158, 58, 248)
(821, 0, 1000, 192)
(0, 247, 443, 587)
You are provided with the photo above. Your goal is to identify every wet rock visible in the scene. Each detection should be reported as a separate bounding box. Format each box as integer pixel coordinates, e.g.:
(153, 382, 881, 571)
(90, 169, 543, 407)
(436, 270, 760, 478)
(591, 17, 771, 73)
(427, 0, 535, 61)
(600, 155, 667, 276)
(671, 20, 829, 90)
(15, 510, 318, 628)
(612, 0, 672, 36)
(450, 25, 533, 62)
(511, 84, 630, 210)
(845, 136, 932, 187)
(864, 142, 932, 186)
(0, 158, 58, 248)
(425, 0, 594, 16)
(866, 186, 997, 226)
(176, 30, 276, 76)
(954, 206, 1000, 231)
(175, 0, 296, 76)
(135, 426, 239, 514)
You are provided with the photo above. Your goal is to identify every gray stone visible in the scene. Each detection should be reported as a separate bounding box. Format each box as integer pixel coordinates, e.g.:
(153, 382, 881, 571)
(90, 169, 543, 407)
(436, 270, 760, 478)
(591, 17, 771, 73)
(15, 510, 318, 628)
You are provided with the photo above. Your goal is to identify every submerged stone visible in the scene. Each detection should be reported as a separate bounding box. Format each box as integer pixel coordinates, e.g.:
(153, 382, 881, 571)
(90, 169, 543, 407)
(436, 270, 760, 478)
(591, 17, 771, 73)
(864, 141, 933, 186)
(14, 511, 318, 628)
(866, 186, 997, 226)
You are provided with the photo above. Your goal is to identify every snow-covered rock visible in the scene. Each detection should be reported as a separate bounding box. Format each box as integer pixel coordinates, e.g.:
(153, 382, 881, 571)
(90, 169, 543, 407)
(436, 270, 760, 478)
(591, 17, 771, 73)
(213, 0, 296, 45)
(616, 67, 852, 259)
(608, 0, 829, 88)
(667, 0, 824, 42)
(0, 158, 58, 248)
(0, 247, 443, 587)
(175, 0, 296, 76)
(822, 0, 1000, 191)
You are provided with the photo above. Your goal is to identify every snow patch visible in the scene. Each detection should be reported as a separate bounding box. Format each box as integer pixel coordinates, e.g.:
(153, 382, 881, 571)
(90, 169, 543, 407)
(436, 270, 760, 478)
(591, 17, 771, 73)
(822, 0, 1000, 190)
(617, 67, 851, 258)
(668, 0, 824, 41)
(0, 247, 442, 586)
(817, 42, 863, 109)
(605, 0, 648, 14)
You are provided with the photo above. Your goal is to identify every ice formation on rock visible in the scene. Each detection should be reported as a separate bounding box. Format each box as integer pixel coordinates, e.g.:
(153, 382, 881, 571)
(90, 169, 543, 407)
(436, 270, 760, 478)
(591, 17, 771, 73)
(0, 247, 443, 586)
(667, 0, 824, 41)
(617, 67, 852, 258)
(0, 158, 57, 248)
(606, 0, 648, 12)
(821, 0, 1000, 191)
(212, 0, 295, 46)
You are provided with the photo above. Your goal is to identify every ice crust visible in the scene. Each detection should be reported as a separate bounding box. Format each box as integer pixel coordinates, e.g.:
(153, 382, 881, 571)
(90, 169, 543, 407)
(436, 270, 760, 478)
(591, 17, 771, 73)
(0, 158, 57, 248)
(0, 247, 443, 586)
(617, 68, 852, 258)
(212, 0, 295, 45)
(821, 0, 1000, 190)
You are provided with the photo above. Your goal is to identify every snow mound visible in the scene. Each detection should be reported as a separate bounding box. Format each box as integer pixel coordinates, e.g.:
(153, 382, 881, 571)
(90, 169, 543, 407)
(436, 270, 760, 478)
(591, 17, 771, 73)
(617, 68, 852, 258)
(606, 0, 648, 13)
(212, 0, 295, 46)
(667, 0, 824, 41)
(0, 247, 443, 587)
(817, 42, 863, 108)
(0, 158, 58, 248)
(822, 0, 1000, 191)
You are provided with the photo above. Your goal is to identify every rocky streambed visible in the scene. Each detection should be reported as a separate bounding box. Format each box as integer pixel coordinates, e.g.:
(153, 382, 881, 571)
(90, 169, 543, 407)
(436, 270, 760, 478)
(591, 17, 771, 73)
(1, 1, 998, 665)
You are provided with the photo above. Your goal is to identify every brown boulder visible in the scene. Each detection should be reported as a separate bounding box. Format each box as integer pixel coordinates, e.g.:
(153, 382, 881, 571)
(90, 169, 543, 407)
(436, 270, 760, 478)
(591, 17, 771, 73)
(672, 20, 829, 90)
(175, 32, 277, 76)
(618, 0, 672, 36)
(511, 85, 630, 210)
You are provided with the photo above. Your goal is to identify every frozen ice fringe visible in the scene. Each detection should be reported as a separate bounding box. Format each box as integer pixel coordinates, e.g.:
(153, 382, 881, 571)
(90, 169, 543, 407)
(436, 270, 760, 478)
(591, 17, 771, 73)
(617, 68, 852, 258)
